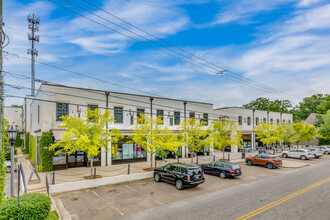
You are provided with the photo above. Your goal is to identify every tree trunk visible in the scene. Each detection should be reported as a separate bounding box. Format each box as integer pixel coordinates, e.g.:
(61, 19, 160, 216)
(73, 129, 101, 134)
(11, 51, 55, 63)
(222, 147, 225, 160)
(296, 142, 299, 149)
(150, 153, 153, 168)
(90, 156, 94, 176)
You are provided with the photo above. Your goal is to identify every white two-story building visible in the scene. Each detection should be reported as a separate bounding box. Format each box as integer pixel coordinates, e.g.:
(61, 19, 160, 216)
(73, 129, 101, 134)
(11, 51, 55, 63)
(23, 83, 215, 170)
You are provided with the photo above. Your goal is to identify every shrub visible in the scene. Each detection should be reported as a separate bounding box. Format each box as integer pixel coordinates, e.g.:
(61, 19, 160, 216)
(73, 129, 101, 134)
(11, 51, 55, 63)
(0, 193, 51, 220)
(24, 132, 30, 154)
(39, 132, 53, 172)
(4, 147, 17, 160)
(29, 135, 36, 163)
(14, 133, 23, 148)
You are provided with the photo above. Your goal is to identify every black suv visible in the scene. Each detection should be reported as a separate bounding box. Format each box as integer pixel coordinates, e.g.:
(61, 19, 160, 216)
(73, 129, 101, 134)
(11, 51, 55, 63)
(201, 161, 242, 179)
(153, 163, 205, 190)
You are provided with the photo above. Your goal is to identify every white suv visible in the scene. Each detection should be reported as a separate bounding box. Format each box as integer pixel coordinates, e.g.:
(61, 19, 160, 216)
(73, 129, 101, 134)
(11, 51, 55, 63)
(282, 149, 314, 160)
(316, 146, 330, 155)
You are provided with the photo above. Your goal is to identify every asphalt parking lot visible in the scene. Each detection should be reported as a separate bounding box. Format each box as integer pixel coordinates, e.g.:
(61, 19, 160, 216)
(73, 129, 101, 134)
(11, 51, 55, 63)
(54, 156, 330, 220)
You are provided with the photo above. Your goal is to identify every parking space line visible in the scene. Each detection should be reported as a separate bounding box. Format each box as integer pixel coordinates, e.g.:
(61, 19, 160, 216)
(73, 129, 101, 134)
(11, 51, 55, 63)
(91, 190, 124, 216)
(124, 185, 163, 205)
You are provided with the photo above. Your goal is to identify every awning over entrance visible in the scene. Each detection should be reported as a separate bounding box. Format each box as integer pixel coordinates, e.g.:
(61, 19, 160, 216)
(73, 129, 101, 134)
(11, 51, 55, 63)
(51, 129, 65, 142)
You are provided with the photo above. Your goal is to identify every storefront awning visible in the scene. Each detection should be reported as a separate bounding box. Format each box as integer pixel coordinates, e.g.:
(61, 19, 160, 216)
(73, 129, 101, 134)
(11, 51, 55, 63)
(51, 129, 65, 142)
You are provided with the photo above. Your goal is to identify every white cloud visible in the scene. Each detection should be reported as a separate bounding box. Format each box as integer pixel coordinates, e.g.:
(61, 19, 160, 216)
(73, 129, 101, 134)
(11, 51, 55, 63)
(297, 0, 323, 7)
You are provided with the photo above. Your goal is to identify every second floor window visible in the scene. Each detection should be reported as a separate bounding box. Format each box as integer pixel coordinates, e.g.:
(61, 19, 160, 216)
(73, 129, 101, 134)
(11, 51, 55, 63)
(137, 108, 145, 123)
(157, 110, 164, 124)
(263, 118, 266, 123)
(256, 117, 259, 126)
(283, 119, 286, 123)
(238, 116, 242, 125)
(270, 118, 273, 124)
(247, 117, 251, 126)
(288, 120, 291, 124)
(114, 107, 123, 123)
(189, 112, 195, 119)
(277, 119, 280, 125)
(202, 113, 208, 125)
(88, 105, 98, 111)
(174, 111, 180, 125)
(169, 117, 174, 126)
(56, 103, 68, 121)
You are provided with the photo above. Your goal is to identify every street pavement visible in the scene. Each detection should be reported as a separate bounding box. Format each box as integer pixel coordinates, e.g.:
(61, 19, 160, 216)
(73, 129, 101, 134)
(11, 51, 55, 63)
(116, 158, 330, 220)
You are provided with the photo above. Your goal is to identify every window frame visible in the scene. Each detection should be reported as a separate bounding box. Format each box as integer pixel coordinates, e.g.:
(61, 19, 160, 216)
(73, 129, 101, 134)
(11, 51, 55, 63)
(174, 111, 180, 125)
(114, 107, 123, 124)
(56, 102, 69, 121)
(238, 116, 243, 125)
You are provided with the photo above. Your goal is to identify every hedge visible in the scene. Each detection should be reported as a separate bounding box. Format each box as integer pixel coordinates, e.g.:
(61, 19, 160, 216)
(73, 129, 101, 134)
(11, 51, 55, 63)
(39, 132, 53, 172)
(29, 135, 36, 163)
(0, 193, 51, 220)
(24, 132, 30, 154)
(14, 133, 23, 148)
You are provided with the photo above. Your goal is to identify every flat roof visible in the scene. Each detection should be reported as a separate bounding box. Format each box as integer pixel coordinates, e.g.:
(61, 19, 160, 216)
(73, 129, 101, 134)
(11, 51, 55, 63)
(40, 83, 213, 106)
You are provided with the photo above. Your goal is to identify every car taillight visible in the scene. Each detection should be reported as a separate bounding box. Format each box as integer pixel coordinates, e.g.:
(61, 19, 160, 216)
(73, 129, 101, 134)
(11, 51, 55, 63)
(307, 153, 312, 155)
(229, 170, 235, 173)
(187, 175, 190, 181)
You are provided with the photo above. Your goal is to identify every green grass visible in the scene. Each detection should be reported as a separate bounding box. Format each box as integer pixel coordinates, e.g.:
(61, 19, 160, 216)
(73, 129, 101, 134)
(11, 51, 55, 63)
(45, 211, 59, 220)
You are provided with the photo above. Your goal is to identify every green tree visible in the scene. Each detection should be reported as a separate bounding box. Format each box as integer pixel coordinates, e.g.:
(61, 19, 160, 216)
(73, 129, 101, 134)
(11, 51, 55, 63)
(291, 94, 329, 121)
(0, 118, 9, 205)
(132, 114, 183, 168)
(51, 109, 122, 176)
(319, 110, 330, 140)
(277, 123, 296, 148)
(243, 97, 292, 113)
(180, 118, 208, 162)
(254, 123, 280, 146)
(292, 122, 317, 147)
(205, 118, 242, 159)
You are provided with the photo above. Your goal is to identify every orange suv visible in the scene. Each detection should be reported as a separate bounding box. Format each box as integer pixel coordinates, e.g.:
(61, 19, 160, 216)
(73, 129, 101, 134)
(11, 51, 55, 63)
(245, 154, 282, 169)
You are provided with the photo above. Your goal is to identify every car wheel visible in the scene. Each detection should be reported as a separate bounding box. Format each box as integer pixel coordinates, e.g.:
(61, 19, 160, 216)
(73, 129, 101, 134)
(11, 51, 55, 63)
(325, 151, 329, 155)
(300, 155, 307, 160)
(266, 163, 273, 169)
(154, 173, 161, 182)
(175, 180, 183, 190)
(247, 160, 253, 166)
(282, 153, 288, 158)
(219, 171, 226, 179)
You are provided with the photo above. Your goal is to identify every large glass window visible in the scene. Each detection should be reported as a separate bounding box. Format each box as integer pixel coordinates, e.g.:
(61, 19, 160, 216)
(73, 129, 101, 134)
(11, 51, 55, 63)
(238, 116, 243, 125)
(174, 111, 180, 125)
(56, 103, 68, 121)
(53, 151, 67, 165)
(157, 110, 164, 124)
(87, 105, 98, 111)
(114, 107, 123, 123)
(111, 143, 147, 160)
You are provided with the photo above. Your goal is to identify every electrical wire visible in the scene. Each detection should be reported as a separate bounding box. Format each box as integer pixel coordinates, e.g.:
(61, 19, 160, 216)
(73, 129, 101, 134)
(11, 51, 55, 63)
(45, 0, 306, 100)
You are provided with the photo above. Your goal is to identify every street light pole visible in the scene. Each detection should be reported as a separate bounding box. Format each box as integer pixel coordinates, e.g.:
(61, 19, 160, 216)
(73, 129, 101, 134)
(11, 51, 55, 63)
(8, 125, 17, 198)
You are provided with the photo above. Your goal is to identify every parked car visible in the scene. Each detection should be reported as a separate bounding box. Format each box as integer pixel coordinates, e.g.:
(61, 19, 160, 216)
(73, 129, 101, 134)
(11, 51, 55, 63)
(153, 163, 205, 190)
(282, 149, 314, 160)
(4, 161, 17, 173)
(309, 148, 323, 158)
(316, 146, 330, 155)
(245, 154, 282, 169)
(200, 161, 241, 179)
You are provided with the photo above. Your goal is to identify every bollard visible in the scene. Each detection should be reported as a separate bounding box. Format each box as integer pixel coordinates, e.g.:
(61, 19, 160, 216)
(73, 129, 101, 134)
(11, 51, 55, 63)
(177, 157, 179, 163)
(228, 154, 230, 161)
(52, 171, 55, 185)
(128, 164, 130, 175)
(196, 156, 199, 165)
(94, 167, 96, 179)
(273, 149, 276, 155)
(213, 155, 215, 162)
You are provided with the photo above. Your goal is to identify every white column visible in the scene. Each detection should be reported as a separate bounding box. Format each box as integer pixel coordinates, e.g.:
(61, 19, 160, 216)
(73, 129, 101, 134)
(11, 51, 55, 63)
(101, 146, 106, 167)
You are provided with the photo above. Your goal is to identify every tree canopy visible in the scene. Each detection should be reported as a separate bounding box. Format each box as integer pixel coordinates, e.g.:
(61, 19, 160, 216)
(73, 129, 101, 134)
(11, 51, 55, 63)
(50, 109, 122, 175)
(254, 123, 280, 146)
(242, 97, 292, 113)
(319, 110, 330, 140)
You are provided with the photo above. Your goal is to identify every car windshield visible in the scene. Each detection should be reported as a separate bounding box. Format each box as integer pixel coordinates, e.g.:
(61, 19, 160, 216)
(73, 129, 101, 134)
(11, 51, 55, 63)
(271, 156, 280, 160)
(188, 167, 203, 175)
(231, 164, 240, 169)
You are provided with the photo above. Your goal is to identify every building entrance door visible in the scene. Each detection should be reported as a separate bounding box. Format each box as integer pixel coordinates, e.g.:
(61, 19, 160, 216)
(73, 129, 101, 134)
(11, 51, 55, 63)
(68, 150, 86, 168)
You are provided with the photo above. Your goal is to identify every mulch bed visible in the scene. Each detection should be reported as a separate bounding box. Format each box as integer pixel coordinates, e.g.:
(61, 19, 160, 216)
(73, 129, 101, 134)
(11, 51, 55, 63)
(83, 175, 103, 180)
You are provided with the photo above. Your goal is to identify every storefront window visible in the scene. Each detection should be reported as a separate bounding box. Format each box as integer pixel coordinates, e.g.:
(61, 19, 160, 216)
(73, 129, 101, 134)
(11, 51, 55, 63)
(112, 143, 147, 160)
(53, 151, 67, 165)
(88, 152, 101, 162)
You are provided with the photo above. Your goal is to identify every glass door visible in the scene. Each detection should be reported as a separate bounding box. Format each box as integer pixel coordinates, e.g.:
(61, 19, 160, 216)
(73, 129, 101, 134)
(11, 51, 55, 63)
(68, 150, 86, 168)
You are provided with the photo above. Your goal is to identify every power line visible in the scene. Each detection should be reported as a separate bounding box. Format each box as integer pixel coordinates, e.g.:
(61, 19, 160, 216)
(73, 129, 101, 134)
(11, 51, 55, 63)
(78, 0, 289, 95)
(45, 0, 305, 100)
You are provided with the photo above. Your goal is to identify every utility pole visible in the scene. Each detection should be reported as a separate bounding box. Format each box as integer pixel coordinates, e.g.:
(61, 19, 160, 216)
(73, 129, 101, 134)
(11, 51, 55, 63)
(27, 14, 39, 96)
(0, 0, 3, 150)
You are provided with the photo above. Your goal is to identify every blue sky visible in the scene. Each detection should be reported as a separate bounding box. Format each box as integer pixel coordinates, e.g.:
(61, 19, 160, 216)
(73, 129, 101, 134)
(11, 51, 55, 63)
(3, 0, 330, 108)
